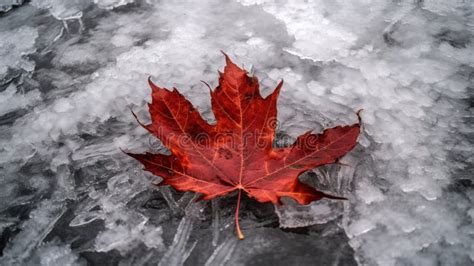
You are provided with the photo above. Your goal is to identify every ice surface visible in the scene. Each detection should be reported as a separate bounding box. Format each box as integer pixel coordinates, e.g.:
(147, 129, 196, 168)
(93, 0, 135, 10)
(0, 0, 472, 265)
(158, 217, 195, 266)
(0, 25, 37, 82)
(1, 200, 66, 264)
(36, 242, 81, 266)
(204, 237, 238, 266)
(275, 198, 343, 228)
(30, 0, 85, 20)
(0, 83, 41, 116)
(0, 0, 23, 13)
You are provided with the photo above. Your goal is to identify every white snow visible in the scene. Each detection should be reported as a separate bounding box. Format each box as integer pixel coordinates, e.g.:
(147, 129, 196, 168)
(37, 242, 82, 266)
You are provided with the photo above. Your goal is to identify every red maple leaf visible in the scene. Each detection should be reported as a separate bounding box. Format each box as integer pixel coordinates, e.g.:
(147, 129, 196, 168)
(126, 54, 360, 239)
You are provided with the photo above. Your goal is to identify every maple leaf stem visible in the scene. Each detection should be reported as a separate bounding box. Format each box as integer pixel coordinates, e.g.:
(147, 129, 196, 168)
(235, 189, 245, 240)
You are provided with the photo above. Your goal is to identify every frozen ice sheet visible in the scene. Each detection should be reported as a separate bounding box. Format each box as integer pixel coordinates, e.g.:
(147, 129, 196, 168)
(0, 0, 472, 265)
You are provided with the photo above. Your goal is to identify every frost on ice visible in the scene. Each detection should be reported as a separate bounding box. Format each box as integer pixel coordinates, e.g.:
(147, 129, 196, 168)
(0, 26, 37, 82)
(0, 0, 473, 265)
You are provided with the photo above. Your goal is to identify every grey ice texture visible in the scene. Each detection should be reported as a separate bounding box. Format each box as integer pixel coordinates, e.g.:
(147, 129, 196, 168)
(0, 0, 473, 265)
